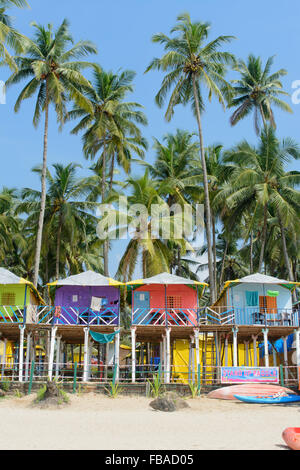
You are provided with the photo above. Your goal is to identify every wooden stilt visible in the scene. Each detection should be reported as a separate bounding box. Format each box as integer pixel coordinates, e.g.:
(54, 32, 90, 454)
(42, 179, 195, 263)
(25, 332, 31, 381)
(1, 338, 7, 379)
(18, 325, 25, 383)
(232, 327, 238, 367)
(114, 330, 120, 382)
(131, 327, 136, 383)
(83, 327, 89, 382)
(262, 329, 269, 367)
(55, 335, 61, 379)
(48, 326, 57, 380)
(165, 328, 171, 384)
(252, 335, 258, 367)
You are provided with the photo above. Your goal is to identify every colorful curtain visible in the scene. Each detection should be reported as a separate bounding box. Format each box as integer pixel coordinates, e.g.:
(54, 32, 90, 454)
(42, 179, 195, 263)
(245, 291, 258, 306)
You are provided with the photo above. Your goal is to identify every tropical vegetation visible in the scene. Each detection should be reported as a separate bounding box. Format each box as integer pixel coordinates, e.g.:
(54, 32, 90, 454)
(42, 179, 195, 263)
(0, 9, 298, 305)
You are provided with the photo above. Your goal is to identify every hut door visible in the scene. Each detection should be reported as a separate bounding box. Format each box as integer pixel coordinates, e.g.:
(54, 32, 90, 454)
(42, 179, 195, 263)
(259, 296, 277, 314)
(134, 291, 150, 310)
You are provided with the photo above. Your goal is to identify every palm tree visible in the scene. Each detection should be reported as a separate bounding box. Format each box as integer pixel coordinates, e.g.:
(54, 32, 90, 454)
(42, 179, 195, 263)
(228, 55, 292, 134)
(69, 65, 147, 276)
(140, 129, 201, 205)
(146, 12, 235, 302)
(0, 0, 29, 70)
(6, 19, 97, 286)
(218, 127, 300, 275)
(100, 170, 193, 281)
(19, 163, 100, 280)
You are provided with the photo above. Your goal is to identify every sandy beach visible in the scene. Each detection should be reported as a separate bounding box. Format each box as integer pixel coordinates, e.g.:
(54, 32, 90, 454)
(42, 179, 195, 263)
(0, 393, 298, 450)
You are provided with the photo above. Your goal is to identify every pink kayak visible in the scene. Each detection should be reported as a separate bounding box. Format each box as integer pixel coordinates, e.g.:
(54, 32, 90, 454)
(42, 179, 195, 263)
(282, 428, 300, 450)
(208, 384, 296, 401)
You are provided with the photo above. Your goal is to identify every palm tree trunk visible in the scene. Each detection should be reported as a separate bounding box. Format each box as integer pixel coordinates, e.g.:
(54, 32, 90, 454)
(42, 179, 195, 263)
(109, 152, 115, 193)
(212, 212, 217, 296)
(55, 211, 63, 280)
(33, 79, 49, 287)
(192, 74, 215, 302)
(260, 104, 267, 127)
(102, 139, 109, 277)
(258, 203, 268, 273)
(278, 213, 295, 281)
(220, 240, 228, 288)
(250, 230, 253, 274)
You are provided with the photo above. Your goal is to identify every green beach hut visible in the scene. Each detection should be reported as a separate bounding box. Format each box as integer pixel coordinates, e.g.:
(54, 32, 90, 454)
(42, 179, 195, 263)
(0, 267, 44, 324)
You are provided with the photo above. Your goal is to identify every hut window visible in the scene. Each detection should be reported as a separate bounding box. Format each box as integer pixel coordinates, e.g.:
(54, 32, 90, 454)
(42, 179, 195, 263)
(1, 292, 16, 305)
(245, 291, 258, 307)
(167, 296, 182, 309)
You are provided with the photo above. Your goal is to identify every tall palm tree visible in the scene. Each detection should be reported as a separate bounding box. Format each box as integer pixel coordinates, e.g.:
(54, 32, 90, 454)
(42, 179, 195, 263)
(6, 19, 97, 286)
(19, 163, 100, 280)
(0, 0, 29, 70)
(69, 65, 147, 276)
(228, 55, 292, 134)
(146, 12, 235, 302)
(217, 127, 300, 275)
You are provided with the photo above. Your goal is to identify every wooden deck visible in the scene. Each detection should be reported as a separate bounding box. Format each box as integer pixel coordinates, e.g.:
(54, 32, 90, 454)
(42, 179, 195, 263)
(0, 322, 297, 344)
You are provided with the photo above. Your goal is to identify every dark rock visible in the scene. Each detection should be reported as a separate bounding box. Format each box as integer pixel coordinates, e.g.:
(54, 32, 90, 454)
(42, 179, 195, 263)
(0, 388, 5, 397)
(150, 392, 190, 412)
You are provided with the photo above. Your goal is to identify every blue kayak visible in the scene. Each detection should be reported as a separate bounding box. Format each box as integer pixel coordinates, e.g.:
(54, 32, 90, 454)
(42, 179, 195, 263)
(234, 394, 300, 404)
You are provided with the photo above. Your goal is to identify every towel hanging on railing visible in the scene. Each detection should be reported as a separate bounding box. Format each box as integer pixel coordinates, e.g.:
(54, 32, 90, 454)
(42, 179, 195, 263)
(89, 329, 120, 344)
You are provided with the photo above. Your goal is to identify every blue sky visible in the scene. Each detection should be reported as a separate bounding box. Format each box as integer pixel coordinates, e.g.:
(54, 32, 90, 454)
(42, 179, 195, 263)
(1, 0, 300, 275)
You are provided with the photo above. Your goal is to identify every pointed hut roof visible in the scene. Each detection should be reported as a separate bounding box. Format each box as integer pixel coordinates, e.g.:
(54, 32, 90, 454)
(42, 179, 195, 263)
(47, 270, 123, 287)
(0, 267, 44, 303)
(214, 272, 300, 306)
(127, 272, 208, 286)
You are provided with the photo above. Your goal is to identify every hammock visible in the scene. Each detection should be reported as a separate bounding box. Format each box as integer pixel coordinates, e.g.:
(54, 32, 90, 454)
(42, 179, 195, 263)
(89, 329, 120, 344)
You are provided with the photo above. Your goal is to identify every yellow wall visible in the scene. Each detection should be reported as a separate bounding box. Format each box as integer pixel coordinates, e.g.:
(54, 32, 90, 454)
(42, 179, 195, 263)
(172, 336, 260, 383)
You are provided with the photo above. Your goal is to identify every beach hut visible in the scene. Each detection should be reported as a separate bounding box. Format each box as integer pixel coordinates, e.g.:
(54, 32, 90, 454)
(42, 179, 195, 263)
(0, 267, 43, 324)
(127, 272, 207, 384)
(127, 272, 207, 327)
(46, 271, 124, 383)
(212, 273, 300, 327)
(48, 270, 123, 326)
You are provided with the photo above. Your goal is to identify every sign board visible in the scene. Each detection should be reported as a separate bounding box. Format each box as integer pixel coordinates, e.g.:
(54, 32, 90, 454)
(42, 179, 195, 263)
(221, 366, 279, 384)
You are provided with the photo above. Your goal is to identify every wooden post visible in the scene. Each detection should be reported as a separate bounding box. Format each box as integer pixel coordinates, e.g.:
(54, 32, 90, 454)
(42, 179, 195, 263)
(224, 335, 229, 366)
(28, 360, 35, 395)
(244, 341, 249, 367)
(83, 327, 89, 382)
(25, 332, 31, 381)
(104, 342, 109, 380)
(295, 329, 300, 369)
(188, 339, 192, 383)
(55, 335, 61, 379)
(272, 345, 277, 366)
(114, 329, 120, 383)
(197, 364, 201, 393)
(232, 327, 238, 367)
(194, 329, 200, 384)
(280, 364, 285, 386)
(191, 337, 195, 384)
(131, 327, 136, 383)
(163, 335, 167, 383)
(48, 326, 57, 380)
(165, 328, 171, 384)
(252, 335, 258, 367)
(1, 338, 7, 380)
(18, 325, 25, 382)
(262, 329, 269, 367)
(73, 361, 78, 393)
(283, 336, 288, 382)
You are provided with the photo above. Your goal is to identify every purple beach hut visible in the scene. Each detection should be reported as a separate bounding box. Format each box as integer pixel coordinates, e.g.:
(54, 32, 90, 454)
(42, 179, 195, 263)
(47, 271, 123, 326)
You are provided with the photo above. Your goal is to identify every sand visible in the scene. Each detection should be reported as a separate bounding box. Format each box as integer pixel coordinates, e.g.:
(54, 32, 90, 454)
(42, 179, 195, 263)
(0, 392, 298, 450)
